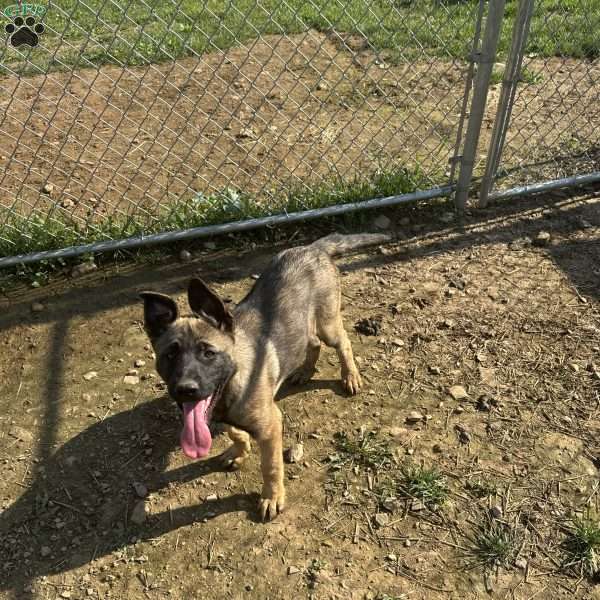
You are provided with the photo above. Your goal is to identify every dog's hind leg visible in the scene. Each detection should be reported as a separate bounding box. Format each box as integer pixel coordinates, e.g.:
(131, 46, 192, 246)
(288, 335, 321, 385)
(318, 316, 362, 395)
(218, 425, 251, 470)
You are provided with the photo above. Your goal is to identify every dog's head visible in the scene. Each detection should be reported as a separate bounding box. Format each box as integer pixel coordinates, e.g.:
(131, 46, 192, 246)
(140, 278, 236, 459)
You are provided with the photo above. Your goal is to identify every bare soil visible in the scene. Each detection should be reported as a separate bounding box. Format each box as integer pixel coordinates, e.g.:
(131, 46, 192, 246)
(1, 191, 599, 600)
(1, 30, 598, 225)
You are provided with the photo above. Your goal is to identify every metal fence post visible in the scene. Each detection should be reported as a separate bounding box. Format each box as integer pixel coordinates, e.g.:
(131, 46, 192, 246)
(454, 0, 507, 212)
(479, 0, 535, 207)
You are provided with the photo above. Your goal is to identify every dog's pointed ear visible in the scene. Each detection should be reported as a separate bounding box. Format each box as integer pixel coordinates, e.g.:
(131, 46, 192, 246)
(188, 278, 233, 333)
(140, 292, 178, 339)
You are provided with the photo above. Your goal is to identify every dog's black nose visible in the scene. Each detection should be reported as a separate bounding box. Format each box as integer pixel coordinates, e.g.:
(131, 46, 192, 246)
(176, 381, 200, 397)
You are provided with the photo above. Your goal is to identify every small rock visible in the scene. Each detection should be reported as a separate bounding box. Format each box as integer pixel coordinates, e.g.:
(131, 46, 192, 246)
(83, 371, 98, 381)
(31, 302, 45, 312)
(287, 566, 301, 575)
(515, 558, 528, 570)
(238, 127, 254, 139)
(404, 539, 412, 547)
(61, 198, 75, 209)
(373, 214, 392, 230)
(374, 513, 390, 528)
(284, 442, 304, 464)
(428, 365, 441, 375)
(316, 81, 328, 91)
(448, 385, 468, 400)
(123, 375, 140, 386)
(382, 497, 401, 512)
(490, 505, 503, 519)
(71, 261, 97, 278)
(569, 362, 580, 373)
(179, 249, 192, 262)
(533, 231, 551, 247)
(439, 318, 455, 329)
(133, 482, 148, 498)
(476, 395, 492, 412)
(130, 500, 147, 525)
(245, 584, 253, 591)
(42, 182, 54, 194)
(406, 410, 424, 424)
(411, 499, 426, 511)
(40, 546, 51, 557)
(205, 493, 218, 502)
(390, 338, 404, 347)
(60, 592, 71, 599)
(454, 405, 464, 414)
(86, 589, 95, 597)
(134, 359, 146, 368)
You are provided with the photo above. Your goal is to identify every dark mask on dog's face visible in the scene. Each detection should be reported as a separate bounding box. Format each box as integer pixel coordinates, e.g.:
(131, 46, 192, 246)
(140, 278, 236, 459)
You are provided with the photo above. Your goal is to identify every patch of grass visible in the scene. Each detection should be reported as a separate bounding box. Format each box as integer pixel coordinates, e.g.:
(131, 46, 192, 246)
(490, 66, 543, 87)
(561, 513, 600, 578)
(305, 558, 325, 590)
(520, 66, 544, 85)
(490, 67, 505, 86)
(329, 430, 394, 471)
(397, 464, 448, 506)
(463, 515, 519, 571)
(0, 165, 424, 264)
(1, 0, 599, 76)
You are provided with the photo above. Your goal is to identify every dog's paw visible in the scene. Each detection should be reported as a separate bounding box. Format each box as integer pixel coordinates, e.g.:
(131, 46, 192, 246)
(218, 443, 250, 470)
(343, 370, 362, 395)
(259, 488, 286, 522)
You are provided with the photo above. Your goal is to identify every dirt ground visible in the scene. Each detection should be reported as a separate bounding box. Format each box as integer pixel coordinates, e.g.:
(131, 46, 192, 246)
(1, 190, 599, 600)
(1, 30, 599, 224)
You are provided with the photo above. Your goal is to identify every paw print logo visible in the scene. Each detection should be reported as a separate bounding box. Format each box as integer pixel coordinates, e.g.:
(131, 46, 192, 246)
(5, 15, 45, 47)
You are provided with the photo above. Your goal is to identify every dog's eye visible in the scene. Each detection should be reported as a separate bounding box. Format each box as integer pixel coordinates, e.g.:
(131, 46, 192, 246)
(167, 344, 179, 360)
(203, 348, 216, 359)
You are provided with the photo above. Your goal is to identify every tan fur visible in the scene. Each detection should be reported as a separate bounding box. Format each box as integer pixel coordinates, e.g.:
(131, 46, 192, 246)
(143, 233, 388, 521)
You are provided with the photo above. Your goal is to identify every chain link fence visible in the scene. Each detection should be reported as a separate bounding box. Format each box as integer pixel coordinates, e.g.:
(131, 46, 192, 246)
(0, 0, 598, 266)
(479, 0, 600, 200)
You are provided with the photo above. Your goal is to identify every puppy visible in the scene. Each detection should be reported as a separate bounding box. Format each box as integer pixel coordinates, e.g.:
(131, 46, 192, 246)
(141, 232, 389, 520)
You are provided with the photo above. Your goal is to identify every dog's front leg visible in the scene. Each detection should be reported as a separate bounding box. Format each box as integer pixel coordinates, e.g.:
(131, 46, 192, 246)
(256, 404, 285, 521)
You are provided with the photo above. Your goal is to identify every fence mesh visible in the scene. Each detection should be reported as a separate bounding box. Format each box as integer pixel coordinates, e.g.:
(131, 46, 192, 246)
(0, 1, 598, 261)
(0, 0, 481, 257)
(486, 0, 600, 192)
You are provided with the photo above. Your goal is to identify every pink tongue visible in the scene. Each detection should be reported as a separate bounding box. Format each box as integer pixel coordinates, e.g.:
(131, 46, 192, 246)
(180, 398, 213, 459)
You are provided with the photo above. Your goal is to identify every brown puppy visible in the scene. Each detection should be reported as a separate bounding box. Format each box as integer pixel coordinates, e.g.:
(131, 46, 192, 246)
(141, 232, 389, 521)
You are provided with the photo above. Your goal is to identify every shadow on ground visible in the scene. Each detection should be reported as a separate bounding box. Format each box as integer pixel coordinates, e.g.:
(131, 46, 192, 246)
(0, 187, 598, 599)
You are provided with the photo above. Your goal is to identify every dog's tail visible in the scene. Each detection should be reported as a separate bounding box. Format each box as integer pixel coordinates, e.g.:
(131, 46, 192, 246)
(311, 232, 392, 257)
